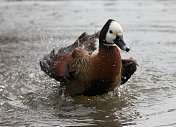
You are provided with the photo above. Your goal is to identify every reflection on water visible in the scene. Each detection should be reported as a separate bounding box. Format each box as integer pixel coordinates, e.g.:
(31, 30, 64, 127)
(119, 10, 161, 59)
(0, 0, 176, 127)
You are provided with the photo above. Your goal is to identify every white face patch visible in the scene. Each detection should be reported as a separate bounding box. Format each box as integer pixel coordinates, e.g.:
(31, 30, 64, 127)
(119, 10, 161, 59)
(105, 21, 123, 44)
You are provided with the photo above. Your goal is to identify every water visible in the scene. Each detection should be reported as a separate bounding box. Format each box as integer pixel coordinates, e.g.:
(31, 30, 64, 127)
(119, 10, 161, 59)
(0, 1, 176, 126)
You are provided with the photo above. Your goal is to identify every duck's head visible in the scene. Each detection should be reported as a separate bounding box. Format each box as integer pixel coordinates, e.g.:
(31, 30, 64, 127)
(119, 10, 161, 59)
(99, 19, 130, 52)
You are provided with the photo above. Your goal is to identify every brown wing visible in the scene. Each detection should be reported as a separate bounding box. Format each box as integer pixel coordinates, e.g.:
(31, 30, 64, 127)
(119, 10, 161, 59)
(40, 51, 73, 83)
(121, 58, 138, 85)
(40, 32, 99, 83)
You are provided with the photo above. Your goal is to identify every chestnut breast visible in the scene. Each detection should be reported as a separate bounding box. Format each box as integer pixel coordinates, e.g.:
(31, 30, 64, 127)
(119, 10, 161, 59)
(91, 45, 122, 82)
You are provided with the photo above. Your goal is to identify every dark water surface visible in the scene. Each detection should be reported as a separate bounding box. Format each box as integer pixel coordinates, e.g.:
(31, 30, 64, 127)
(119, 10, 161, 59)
(0, 1, 176, 127)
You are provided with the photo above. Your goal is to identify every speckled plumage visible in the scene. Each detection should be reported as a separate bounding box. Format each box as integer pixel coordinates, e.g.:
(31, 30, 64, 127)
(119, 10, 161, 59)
(40, 19, 138, 96)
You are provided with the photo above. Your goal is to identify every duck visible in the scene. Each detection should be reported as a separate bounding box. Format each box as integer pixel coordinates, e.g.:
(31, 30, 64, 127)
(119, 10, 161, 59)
(40, 19, 138, 96)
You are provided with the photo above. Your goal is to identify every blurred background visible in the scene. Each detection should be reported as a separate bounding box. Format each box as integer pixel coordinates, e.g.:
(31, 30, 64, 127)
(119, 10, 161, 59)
(0, 0, 176, 126)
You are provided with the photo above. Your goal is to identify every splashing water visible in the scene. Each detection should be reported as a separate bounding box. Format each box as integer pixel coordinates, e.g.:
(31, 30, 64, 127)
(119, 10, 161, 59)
(0, 1, 176, 127)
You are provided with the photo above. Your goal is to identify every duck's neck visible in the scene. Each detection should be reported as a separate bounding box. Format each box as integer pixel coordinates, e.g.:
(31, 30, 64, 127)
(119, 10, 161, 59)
(92, 44, 122, 80)
(98, 44, 121, 60)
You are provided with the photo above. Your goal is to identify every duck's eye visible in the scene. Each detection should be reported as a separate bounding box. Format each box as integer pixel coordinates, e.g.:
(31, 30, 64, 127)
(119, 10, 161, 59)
(109, 30, 113, 34)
